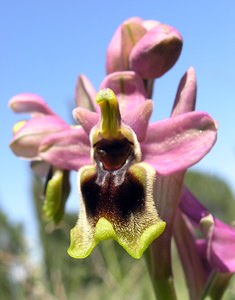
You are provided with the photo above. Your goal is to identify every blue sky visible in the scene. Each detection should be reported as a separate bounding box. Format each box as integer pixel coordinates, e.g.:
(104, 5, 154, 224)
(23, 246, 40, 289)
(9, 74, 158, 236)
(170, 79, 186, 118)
(1, 1, 235, 244)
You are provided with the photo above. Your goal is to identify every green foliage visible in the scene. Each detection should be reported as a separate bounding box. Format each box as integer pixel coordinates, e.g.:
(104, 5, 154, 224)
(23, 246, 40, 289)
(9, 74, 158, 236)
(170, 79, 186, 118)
(0, 210, 25, 254)
(0, 209, 27, 300)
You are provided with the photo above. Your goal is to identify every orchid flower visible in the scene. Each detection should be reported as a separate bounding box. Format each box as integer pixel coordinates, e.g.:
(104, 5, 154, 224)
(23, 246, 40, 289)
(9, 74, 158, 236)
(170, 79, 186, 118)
(37, 70, 216, 259)
(9, 93, 69, 161)
(9, 67, 217, 260)
(174, 187, 235, 299)
(8, 14, 233, 300)
(9, 93, 89, 223)
(9, 93, 91, 171)
(179, 187, 235, 273)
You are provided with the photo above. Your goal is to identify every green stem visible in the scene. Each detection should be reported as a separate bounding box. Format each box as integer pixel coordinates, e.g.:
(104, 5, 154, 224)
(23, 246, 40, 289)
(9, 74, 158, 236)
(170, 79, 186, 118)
(174, 209, 206, 300)
(145, 235, 177, 300)
(149, 233, 178, 300)
(146, 174, 184, 300)
(100, 240, 123, 283)
(200, 271, 233, 300)
(153, 279, 177, 300)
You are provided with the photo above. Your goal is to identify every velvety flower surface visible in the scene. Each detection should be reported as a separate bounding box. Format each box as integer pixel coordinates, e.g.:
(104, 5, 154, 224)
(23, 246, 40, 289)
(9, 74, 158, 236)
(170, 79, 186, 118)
(180, 187, 235, 273)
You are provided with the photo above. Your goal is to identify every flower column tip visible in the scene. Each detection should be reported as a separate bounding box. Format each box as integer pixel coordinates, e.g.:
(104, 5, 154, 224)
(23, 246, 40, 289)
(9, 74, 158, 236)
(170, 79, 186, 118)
(95, 88, 121, 140)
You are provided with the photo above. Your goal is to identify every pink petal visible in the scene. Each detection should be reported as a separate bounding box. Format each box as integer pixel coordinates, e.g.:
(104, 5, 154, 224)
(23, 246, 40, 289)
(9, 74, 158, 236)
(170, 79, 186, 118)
(106, 17, 146, 73)
(171, 67, 197, 116)
(9, 93, 54, 115)
(39, 127, 91, 170)
(100, 71, 147, 116)
(75, 75, 98, 112)
(174, 212, 208, 298)
(10, 115, 69, 158)
(141, 111, 217, 175)
(180, 188, 235, 273)
(180, 187, 207, 224)
(130, 24, 183, 79)
(195, 239, 210, 275)
(123, 100, 153, 142)
(73, 107, 99, 135)
(208, 218, 235, 272)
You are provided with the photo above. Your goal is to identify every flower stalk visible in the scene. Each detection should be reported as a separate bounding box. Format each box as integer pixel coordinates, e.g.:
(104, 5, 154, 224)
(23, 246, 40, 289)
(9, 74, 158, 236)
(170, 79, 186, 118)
(174, 209, 207, 300)
(147, 175, 183, 300)
(200, 272, 233, 300)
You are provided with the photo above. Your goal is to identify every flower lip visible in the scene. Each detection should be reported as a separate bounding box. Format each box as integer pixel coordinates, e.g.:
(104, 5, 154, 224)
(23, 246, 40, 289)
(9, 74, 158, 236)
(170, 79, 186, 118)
(94, 138, 134, 171)
(69, 162, 166, 259)
(82, 163, 145, 220)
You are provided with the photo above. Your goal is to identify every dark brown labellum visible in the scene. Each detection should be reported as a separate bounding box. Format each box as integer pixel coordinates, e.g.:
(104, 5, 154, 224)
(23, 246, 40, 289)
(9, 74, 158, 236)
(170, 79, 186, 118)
(81, 167, 145, 223)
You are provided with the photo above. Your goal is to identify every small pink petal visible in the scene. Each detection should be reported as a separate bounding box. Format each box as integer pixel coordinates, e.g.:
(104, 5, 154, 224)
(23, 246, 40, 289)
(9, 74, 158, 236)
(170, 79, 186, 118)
(106, 18, 146, 73)
(123, 100, 153, 142)
(208, 218, 235, 272)
(180, 187, 207, 224)
(141, 111, 217, 175)
(100, 71, 147, 116)
(130, 24, 183, 79)
(10, 115, 69, 158)
(171, 67, 197, 116)
(39, 127, 91, 170)
(9, 93, 54, 115)
(75, 75, 98, 112)
(73, 107, 99, 135)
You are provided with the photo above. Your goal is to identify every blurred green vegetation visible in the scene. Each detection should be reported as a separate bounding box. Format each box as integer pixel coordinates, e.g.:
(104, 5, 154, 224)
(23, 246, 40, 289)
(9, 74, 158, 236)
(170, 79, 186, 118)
(0, 208, 33, 299)
(0, 170, 235, 299)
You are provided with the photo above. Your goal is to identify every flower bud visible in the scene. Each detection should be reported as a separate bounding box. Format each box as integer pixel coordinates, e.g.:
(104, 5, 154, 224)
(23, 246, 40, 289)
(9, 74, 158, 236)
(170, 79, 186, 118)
(130, 24, 183, 79)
